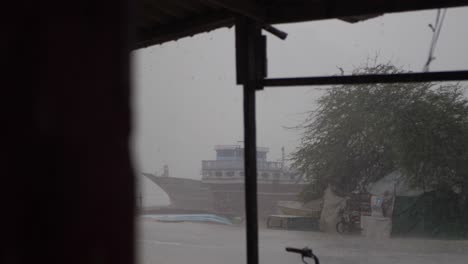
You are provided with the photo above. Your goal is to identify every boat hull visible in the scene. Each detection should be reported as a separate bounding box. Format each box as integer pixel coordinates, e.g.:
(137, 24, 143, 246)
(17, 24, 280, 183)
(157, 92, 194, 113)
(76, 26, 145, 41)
(143, 173, 214, 212)
(144, 173, 306, 216)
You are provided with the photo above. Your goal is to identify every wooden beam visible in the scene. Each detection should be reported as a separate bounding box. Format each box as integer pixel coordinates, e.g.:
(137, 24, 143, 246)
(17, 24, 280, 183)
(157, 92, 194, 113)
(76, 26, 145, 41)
(267, 0, 468, 24)
(141, 1, 174, 25)
(263, 70, 468, 87)
(170, 0, 207, 14)
(197, 0, 266, 21)
(155, 2, 188, 19)
(135, 12, 234, 49)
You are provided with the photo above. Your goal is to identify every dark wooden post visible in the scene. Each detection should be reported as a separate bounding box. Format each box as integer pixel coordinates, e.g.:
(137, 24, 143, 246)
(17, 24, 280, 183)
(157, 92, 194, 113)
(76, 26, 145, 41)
(236, 16, 265, 264)
(1, 1, 134, 263)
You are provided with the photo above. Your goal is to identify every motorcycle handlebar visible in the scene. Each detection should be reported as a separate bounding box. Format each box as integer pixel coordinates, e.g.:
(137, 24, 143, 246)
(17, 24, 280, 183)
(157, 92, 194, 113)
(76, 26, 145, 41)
(285, 247, 312, 258)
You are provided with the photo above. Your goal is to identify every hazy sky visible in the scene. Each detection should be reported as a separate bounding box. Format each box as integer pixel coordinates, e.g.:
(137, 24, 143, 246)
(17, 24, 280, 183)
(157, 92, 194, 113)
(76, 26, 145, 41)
(132, 7, 468, 190)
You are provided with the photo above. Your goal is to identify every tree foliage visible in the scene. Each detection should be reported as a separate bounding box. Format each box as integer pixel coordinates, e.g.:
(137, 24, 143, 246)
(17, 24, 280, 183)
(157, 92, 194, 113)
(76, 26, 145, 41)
(292, 63, 468, 201)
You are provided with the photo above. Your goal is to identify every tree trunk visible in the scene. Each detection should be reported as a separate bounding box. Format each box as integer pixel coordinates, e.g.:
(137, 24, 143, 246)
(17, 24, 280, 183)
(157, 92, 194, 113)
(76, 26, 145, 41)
(462, 187, 468, 238)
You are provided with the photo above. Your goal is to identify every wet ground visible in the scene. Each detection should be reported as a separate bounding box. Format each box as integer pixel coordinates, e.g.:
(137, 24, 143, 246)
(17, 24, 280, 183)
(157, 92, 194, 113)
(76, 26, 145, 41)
(137, 217, 468, 264)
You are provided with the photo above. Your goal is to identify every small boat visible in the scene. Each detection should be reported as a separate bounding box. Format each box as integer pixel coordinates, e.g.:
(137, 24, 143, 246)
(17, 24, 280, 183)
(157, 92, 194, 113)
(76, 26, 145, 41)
(266, 215, 320, 231)
(277, 200, 322, 218)
(141, 214, 233, 225)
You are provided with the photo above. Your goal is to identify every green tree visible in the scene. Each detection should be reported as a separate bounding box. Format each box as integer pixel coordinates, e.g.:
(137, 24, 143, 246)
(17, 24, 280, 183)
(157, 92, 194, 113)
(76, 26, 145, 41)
(292, 63, 468, 210)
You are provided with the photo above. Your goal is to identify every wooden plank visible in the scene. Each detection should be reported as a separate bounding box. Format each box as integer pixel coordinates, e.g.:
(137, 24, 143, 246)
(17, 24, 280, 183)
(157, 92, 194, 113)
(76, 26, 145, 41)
(197, 0, 266, 21)
(267, 0, 468, 24)
(136, 12, 234, 48)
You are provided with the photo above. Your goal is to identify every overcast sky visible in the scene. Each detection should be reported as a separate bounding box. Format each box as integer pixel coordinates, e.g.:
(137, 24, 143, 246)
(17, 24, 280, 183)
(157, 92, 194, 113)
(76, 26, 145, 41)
(132, 7, 468, 200)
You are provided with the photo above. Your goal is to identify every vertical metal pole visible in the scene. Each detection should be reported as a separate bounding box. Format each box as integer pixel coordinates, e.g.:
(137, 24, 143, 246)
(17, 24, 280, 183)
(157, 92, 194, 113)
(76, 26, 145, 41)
(236, 17, 263, 264)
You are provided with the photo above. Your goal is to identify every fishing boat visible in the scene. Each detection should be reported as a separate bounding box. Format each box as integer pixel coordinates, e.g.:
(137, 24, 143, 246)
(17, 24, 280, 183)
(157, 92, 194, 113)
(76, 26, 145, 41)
(143, 145, 308, 216)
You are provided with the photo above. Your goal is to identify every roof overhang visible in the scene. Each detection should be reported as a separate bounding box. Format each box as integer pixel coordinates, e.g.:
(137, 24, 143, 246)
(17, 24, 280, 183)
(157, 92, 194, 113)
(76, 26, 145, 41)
(136, 0, 468, 49)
